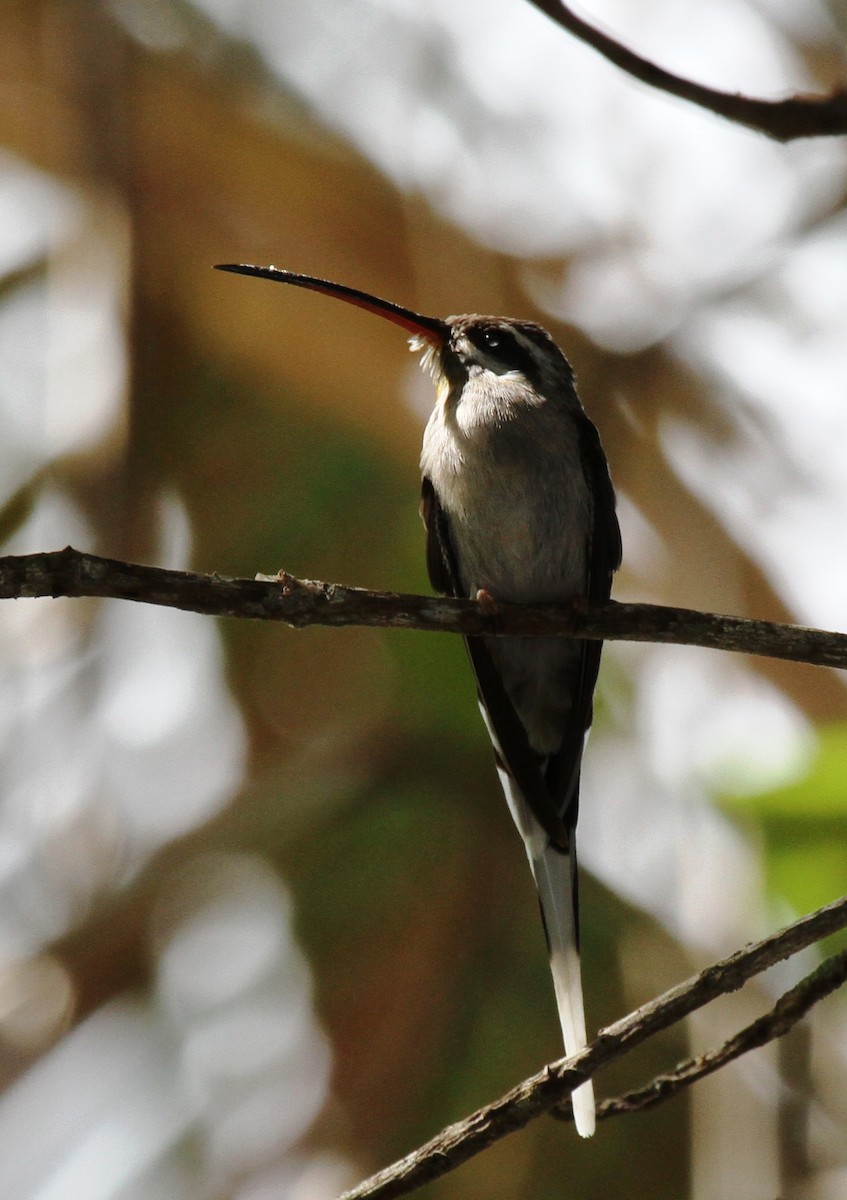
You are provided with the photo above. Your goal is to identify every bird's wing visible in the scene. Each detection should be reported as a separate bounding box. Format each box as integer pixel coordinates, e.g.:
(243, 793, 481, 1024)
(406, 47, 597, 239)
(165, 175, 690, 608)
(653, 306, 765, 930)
(420, 475, 456, 598)
(544, 415, 621, 827)
(420, 477, 570, 849)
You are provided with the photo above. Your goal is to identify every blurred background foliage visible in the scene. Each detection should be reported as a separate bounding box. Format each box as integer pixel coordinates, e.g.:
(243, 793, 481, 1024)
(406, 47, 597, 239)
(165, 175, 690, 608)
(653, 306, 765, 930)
(1, 1, 847, 1198)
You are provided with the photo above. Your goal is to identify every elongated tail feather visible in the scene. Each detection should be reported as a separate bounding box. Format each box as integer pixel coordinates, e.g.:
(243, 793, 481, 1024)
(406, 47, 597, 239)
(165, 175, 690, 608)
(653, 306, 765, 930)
(533, 840, 595, 1138)
(496, 764, 596, 1138)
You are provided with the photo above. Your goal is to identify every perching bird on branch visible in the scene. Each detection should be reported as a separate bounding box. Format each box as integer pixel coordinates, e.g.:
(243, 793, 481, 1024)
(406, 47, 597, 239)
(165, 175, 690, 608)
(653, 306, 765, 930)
(216, 263, 621, 1138)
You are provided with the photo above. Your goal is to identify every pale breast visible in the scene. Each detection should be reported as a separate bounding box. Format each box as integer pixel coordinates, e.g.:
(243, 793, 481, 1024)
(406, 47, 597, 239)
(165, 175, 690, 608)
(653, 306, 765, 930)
(422, 394, 592, 603)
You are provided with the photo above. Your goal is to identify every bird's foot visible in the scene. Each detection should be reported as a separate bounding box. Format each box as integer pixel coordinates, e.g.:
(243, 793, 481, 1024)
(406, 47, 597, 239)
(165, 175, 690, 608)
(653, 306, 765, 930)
(475, 587, 500, 615)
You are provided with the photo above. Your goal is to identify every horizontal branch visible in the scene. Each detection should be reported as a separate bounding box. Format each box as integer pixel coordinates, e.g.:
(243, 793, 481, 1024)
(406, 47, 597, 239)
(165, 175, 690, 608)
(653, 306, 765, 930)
(527, 0, 847, 141)
(337, 895, 847, 1200)
(1, 548, 847, 670)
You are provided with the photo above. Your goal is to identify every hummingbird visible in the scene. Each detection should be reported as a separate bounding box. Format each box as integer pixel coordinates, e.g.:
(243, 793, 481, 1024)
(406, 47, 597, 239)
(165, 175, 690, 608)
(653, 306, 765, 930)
(215, 263, 621, 1137)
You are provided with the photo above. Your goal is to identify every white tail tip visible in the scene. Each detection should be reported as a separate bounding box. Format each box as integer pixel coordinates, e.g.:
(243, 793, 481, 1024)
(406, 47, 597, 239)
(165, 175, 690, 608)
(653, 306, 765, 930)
(572, 1078, 596, 1138)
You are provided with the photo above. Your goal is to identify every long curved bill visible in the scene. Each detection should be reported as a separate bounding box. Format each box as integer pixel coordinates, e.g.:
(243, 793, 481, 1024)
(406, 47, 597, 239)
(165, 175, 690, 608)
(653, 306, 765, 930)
(215, 264, 447, 342)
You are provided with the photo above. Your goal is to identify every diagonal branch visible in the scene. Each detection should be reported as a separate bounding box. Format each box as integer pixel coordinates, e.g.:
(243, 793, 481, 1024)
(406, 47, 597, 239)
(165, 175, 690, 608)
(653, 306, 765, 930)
(2, 547, 847, 669)
(554, 947, 847, 1124)
(336, 896, 847, 1200)
(527, 0, 847, 141)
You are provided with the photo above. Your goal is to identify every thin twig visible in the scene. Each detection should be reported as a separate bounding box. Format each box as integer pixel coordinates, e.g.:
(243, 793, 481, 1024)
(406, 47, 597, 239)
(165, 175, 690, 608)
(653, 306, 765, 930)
(336, 896, 847, 1200)
(527, 0, 847, 141)
(2, 547, 847, 669)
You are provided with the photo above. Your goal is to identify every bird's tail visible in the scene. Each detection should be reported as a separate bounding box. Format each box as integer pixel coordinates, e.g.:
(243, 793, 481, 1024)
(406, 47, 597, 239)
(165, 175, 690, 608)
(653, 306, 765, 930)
(532, 840, 595, 1138)
(492, 755, 595, 1137)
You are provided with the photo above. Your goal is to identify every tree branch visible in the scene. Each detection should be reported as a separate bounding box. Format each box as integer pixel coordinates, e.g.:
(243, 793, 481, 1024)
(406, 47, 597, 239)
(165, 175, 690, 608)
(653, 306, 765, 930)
(2, 547, 847, 669)
(527, 0, 847, 141)
(336, 895, 847, 1200)
(557, 947, 847, 1124)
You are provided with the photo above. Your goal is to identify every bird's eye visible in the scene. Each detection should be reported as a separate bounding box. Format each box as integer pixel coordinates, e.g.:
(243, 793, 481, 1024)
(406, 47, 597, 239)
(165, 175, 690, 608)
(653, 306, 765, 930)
(466, 324, 516, 362)
(476, 329, 502, 351)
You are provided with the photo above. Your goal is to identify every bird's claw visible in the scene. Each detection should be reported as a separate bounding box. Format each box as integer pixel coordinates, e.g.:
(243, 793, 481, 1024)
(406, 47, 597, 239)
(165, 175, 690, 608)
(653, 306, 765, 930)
(475, 587, 500, 615)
